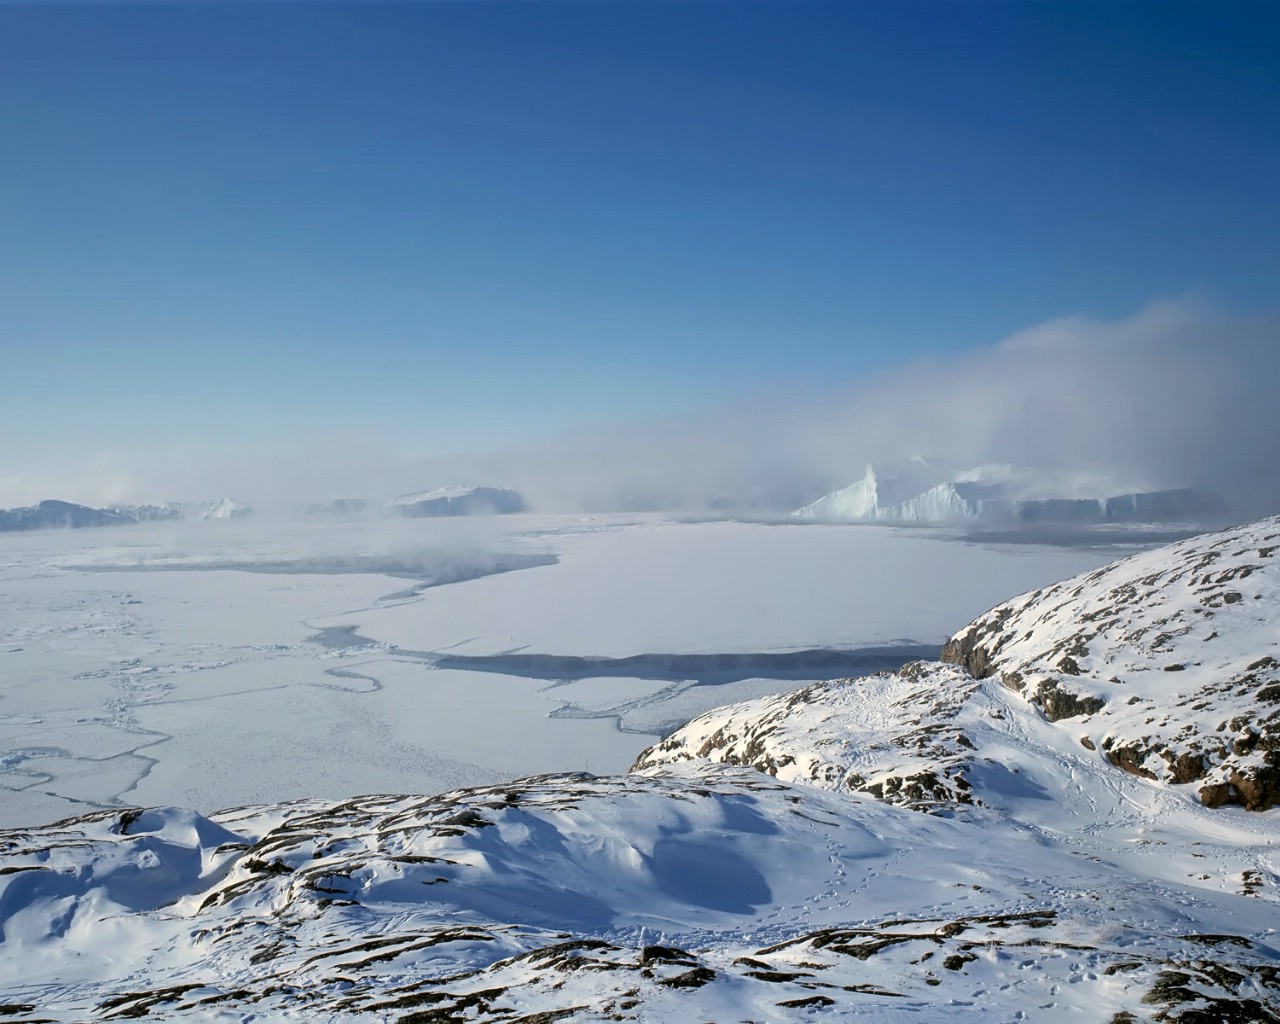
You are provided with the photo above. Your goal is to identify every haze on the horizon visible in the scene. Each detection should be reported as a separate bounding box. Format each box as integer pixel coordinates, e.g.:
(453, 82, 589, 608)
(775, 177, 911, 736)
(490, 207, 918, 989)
(2, 2, 1278, 514)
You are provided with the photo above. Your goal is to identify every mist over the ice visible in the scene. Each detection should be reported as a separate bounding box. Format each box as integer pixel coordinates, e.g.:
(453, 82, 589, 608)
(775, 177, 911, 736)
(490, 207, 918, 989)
(401, 301, 1280, 516)
(7, 301, 1277, 517)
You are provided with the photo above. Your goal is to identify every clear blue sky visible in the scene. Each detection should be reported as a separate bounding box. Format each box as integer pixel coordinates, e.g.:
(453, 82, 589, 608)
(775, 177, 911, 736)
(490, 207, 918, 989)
(2, 1, 1278, 499)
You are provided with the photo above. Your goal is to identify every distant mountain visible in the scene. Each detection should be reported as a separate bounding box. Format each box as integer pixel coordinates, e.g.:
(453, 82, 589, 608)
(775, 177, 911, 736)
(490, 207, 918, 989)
(0, 499, 132, 531)
(386, 485, 526, 518)
(794, 462, 1225, 525)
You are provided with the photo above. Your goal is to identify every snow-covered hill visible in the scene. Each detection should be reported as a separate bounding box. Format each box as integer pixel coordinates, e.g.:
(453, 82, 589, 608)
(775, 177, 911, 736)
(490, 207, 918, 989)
(642, 516, 1280, 813)
(3, 518, 1280, 1021)
(942, 514, 1280, 809)
(4, 762, 1278, 1022)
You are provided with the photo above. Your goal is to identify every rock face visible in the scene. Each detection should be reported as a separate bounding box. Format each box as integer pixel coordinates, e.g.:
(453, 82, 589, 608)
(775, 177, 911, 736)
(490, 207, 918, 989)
(942, 515, 1280, 810)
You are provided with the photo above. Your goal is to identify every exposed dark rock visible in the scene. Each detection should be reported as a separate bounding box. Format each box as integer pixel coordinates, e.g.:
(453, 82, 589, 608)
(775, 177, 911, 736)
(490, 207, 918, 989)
(1033, 679, 1107, 721)
(1105, 744, 1157, 780)
(941, 516, 1280, 809)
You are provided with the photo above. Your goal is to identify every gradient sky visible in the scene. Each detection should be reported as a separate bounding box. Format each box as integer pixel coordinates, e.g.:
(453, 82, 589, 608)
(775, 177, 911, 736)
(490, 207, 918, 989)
(2, 1, 1278, 505)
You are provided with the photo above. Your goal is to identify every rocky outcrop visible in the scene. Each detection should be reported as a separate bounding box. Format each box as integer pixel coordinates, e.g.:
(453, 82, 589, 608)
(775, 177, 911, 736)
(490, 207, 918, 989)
(633, 662, 982, 812)
(7, 762, 1278, 1022)
(941, 516, 1280, 809)
(642, 517, 1280, 812)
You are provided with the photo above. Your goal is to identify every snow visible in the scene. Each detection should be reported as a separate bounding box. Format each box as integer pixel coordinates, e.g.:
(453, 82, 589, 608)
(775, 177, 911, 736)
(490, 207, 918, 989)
(0, 516, 1110, 828)
(793, 461, 942, 520)
(2, 513, 1278, 1021)
(2, 755, 1277, 1020)
(943, 514, 1280, 806)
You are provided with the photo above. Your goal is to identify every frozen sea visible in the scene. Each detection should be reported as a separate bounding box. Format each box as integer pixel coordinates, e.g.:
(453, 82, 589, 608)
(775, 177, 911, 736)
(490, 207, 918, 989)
(0, 513, 1122, 828)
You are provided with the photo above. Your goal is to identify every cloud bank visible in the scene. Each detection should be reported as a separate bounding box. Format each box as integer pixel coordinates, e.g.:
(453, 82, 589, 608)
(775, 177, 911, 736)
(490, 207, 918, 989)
(6, 300, 1278, 518)
(460, 299, 1280, 516)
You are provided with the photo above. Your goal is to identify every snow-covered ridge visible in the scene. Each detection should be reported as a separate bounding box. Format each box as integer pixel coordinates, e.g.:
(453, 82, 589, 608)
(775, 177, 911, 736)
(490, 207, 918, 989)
(632, 662, 985, 810)
(4, 763, 1278, 1022)
(642, 516, 1280, 812)
(942, 514, 1280, 809)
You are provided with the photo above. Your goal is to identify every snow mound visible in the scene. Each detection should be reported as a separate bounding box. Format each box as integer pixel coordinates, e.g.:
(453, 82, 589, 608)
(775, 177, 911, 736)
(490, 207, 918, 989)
(633, 662, 986, 810)
(5, 764, 1279, 1021)
(0, 806, 246, 945)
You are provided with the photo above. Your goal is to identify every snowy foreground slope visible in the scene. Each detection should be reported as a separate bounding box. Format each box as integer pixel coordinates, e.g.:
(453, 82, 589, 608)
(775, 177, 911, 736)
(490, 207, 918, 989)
(4, 520, 1280, 1021)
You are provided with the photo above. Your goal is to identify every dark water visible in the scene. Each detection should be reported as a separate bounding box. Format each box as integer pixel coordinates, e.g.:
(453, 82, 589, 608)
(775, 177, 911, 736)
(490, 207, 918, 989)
(432, 645, 941, 687)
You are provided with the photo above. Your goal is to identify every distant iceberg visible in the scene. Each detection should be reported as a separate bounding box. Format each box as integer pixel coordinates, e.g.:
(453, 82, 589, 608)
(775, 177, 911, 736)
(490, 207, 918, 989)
(385, 486, 526, 518)
(794, 462, 1224, 525)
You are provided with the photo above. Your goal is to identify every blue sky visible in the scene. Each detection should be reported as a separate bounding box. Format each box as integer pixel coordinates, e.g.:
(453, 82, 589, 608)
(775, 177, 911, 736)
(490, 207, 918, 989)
(2, 1, 1278, 505)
